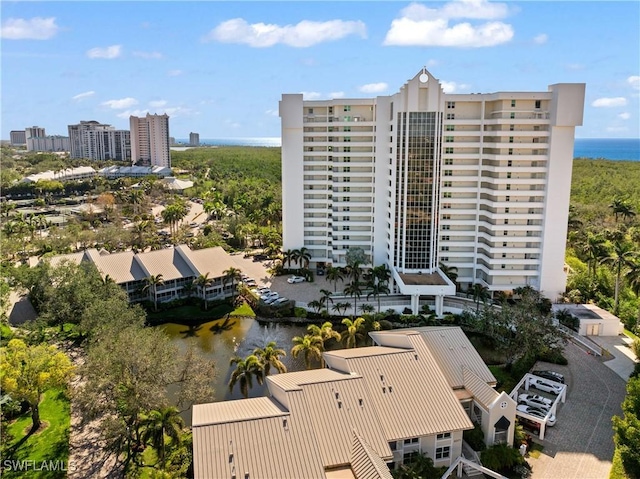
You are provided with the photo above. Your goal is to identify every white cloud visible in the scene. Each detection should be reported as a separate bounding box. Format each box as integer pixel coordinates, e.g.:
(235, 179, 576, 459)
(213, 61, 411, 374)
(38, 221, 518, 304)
(204, 18, 366, 48)
(628, 76, 640, 90)
(300, 91, 322, 100)
(330, 91, 346, 99)
(440, 81, 470, 93)
(1, 17, 60, 40)
(565, 63, 585, 71)
(102, 97, 138, 109)
(606, 126, 628, 133)
(384, 1, 513, 47)
(265, 109, 279, 116)
(72, 91, 95, 101)
(591, 97, 627, 108)
(132, 50, 163, 59)
(359, 82, 388, 94)
(87, 45, 122, 59)
(167, 69, 183, 77)
(117, 109, 149, 119)
(149, 100, 167, 108)
(618, 112, 631, 120)
(533, 33, 548, 44)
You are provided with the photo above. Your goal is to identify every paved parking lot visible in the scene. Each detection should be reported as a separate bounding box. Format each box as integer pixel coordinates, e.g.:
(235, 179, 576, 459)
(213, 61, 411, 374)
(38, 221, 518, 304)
(527, 341, 627, 479)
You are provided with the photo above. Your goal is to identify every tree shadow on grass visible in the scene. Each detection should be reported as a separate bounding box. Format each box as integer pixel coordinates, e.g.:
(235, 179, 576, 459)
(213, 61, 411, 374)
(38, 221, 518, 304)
(179, 324, 203, 338)
(210, 315, 236, 335)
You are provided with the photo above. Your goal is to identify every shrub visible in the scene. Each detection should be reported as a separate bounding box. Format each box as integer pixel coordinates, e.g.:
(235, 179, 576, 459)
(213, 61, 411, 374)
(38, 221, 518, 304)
(537, 348, 568, 365)
(480, 444, 526, 474)
(378, 319, 393, 330)
(294, 307, 307, 318)
(463, 423, 486, 451)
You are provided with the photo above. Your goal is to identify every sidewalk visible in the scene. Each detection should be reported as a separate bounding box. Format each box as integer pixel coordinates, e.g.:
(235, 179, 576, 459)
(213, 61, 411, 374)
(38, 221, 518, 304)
(589, 334, 638, 380)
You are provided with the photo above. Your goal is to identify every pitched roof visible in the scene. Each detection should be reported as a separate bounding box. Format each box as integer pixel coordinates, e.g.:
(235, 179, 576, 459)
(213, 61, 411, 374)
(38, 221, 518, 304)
(193, 393, 325, 479)
(324, 344, 473, 440)
(186, 246, 240, 278)
(373, 327, 496, 389)
(136, 247, 196, 280)
(350, 432, 394, 479)
(462, 367, 500, 410)
(90, 250, 146, 284)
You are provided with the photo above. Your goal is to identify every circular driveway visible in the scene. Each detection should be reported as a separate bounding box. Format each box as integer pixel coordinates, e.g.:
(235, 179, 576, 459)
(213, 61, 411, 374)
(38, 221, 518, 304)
(527, 341, 627, 479)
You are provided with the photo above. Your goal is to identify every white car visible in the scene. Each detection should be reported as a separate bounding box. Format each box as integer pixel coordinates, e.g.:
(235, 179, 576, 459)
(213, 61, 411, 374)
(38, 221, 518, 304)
(529, 377, 563, 395)
(287, 276, 306, 284)
(518, 393, 552, 410)
(261, 292, 279, 302)
(517, 404, 556, 426)
(252, 287, 270, 295)
(263, 293, 280, 304)
(271, 297, 290, 306)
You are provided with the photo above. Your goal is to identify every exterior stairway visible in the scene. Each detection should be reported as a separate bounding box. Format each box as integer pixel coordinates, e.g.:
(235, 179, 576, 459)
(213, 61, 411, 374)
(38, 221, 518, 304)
(460, 441, 485, 477)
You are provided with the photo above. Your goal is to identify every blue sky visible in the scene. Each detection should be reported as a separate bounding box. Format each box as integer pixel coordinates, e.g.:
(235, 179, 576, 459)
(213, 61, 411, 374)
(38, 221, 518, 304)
(2, 1, 639, 140)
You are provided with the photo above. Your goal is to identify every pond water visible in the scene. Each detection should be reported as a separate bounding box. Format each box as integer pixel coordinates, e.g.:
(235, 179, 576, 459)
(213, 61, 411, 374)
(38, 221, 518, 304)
(160, 317, 309, 421)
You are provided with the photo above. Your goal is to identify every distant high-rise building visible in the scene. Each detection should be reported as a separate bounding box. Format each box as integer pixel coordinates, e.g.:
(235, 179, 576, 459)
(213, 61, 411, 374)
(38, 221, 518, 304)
(10, 130, 26, 146)
(27, 135, 70, 152)
(280, 67, 585, 312)
(169, 136, 176, 146)
(130, 113, 171, 167)
(25, 126, 46, 140)
(68, 120, 131, 161)
(189, 132, 200, 146)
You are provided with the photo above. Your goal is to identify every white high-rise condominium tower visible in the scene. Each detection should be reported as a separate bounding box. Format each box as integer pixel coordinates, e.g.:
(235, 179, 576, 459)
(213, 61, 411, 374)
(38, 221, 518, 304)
(68, 121, 131, 161)
(130, 113, 171, 167)
(280, 68, 585, 313)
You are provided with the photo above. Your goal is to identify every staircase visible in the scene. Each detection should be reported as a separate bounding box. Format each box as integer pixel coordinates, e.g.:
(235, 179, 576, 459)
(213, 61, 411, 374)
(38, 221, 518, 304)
(461, 441, 484, 477)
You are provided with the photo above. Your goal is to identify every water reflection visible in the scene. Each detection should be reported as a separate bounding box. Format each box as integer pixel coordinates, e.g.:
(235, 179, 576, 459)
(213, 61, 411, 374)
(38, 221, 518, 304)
(161, 317, 309, 411)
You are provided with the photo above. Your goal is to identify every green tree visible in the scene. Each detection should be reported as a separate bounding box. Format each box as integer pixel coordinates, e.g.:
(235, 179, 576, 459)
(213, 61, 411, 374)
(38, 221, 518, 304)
(194, 273, 214, 310)
(341, 317, 366, 349)
(291, 334, 323, 369)
(282, 249, 295, 269)
(228, 354, 265, 398)
(470, 283, 490, 312)
(253, 341, 287, 377)
(0, 339, 74, 431)
(143, 274, 165, 312)
(222, 267, 242, 301)
(140, 406, 185, 469)
(613, 377, 640, 478)
(367, 281, 390, 313)
(325, 266, 344, 292)
(581, 233, 607, 278)
(439, 262, 458, 284)
(344, 280, 363, 317)
(307, 321, 341, 365)
(600, 240, 636, 315)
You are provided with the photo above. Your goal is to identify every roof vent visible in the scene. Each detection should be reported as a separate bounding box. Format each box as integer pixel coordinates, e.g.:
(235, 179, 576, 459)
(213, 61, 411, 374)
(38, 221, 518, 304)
(335, 392, 339, 400)
(338, 401, 342, 409)
(414, 354, 418, 361)
(382, 387, 386, 393)
(380, 374, 384, 382)
(283, 419, 288, 429)
(389, 386, 393, 393)
(245, 474, 250, 479)
(359, 398, 363, 407)
(229, 453, 234, 463)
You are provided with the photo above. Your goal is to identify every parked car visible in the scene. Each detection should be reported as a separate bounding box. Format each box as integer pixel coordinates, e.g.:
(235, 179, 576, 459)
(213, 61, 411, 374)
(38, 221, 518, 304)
(287, 276, 306, 284)
(529, 377, 563, 395)
(253, 254, 268, 262)
(517, 404, 556, 426)
(532, 370, 565, 384)
(252, 287, 270, 295)
(518, 393, 553, 410)
(244, 280, 257, 288)
(260, 292, 279, 302)
(271, 297, 290, 306)
(518, 416, 541, 433)
(189, 222, 198, 228)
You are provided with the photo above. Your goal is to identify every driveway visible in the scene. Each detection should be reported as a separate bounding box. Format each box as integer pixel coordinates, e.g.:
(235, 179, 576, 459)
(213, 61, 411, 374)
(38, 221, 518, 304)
(527, 341, 627, 479)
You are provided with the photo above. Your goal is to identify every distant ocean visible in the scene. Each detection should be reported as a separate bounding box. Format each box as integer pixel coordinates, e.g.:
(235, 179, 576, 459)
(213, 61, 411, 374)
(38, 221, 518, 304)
(175, 137, 640, 161)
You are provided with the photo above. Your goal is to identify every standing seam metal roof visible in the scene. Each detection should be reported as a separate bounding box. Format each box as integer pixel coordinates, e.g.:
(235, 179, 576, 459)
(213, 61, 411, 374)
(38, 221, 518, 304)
(350, 432, 394, 479)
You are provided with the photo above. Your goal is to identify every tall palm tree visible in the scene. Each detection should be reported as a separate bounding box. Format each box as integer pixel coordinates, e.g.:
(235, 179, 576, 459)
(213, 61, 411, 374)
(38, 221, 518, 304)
(609, 198, 626, 222)
(194, 273, 214, 309)
(228, 354, 264, 398)
(439, 262, 458, 284)
(366, 281, 390, 313)
(341, 317, 366, 348)
(625, 259, 640, 297)
(344, 261, 363, 284)
(600, 240, 636, 314)
(470, 283, 490, 313)
(253, 341, 287, 376)
(325, 266, 344, 292)
(222, 267, 242, 302)
(291, 334, 323, 369)
(298, 247, 312, 269)
(319, 289, 333, 312)
(307, 322, 340, 366)
(282, 249, 296, 269)
(582, 233, 607, 278)
(371, 264, 391, 285)
(140, 406, 184, 469)
(142, 274, 164, 311)
(343, 280, 363, 317)
(332, 302, 351, 316)
(308, 300, 323, 314)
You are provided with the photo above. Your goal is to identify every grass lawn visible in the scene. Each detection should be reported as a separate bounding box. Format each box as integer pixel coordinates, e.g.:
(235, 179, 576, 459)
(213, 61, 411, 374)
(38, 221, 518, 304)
(623, 329, 639, 342)
(527, 442, 544, 459)
(147, 302, 234, 322)
(489, 365, 519, 394)
(2, 388, 70, 479)
(231, 302, 255, 317)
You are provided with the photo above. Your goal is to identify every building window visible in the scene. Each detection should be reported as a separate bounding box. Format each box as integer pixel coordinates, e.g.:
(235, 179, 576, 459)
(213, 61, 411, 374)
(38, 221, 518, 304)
(308, 108, 314, 114)
(446, 113, 455, 120)
(435, 447, 451, 460)
(506, 196, 510, 202)
(444, 158, 453, 165)
(447, 101, 455, 109)
(344, 147, 351, 153)
(344, 126, 351, 132)
(506, 184, 511, 190)
(442, 203, 451, 209)
(444, 170, 452, 176)
(344, 166, 351, 172)
(344, 105, 351, 112)
(509, 124, 515, 131)
(511, 100, 516, 107)
(535, 100, 541, 109)
(445, 147, 454, 154)
(442, 214, 451, 220)
(436, 432, 452, 440)
(446, 125, 455, 131)
(403, 438, 419, 445)
(403, 452, 419, 464)
(507, 172, 512, 179)
(442, 225, 450, 230)
(444, 181, 452, 187)
(508, 148, 513, 155)
(329, 107, 333, 114)
(510, 112, 515, 119)
(507, 160, 512, 167)
(389, 441, 397, 451)
(344, 137, 351, 142)
(445, 136, 454, 143)
(443, 192, 452, 198)
(343, 225, 350, 231)
(509, 137, 514, 143)
(442, 235, 450, 241)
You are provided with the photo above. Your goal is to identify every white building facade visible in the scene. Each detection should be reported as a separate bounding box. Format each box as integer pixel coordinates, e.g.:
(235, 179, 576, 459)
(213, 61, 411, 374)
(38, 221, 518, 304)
(68, 121, 131, 161)
(130, 113, 171, 167)
(280, 68, 585, 306)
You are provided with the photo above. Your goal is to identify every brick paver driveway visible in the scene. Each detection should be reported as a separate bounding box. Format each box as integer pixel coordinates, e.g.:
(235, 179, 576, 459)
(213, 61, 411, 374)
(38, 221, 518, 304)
(528, 341, 627, 479)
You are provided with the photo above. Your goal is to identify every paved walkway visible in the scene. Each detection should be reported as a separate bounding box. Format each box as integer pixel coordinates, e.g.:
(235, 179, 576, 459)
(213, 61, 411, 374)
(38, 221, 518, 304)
(590, 334, 638, 380)
(527, 341, 627, 479)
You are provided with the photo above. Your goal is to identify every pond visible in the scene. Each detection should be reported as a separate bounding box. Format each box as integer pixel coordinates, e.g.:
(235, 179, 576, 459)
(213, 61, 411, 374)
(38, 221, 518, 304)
(160, 317, 310, 421)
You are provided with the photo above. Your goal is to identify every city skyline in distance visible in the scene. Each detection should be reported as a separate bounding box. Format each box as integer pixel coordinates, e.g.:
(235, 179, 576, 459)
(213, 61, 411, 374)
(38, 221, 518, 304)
(2, 0, 639, 140)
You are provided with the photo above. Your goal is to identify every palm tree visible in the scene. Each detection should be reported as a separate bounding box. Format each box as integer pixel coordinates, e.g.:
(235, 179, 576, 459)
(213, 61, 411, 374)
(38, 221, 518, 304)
(142, 274, 164, 311)
(308, 300, 323, 314)
(600, 240, 636, 314)
(222, 267, 242, 302)
(228, 354, 264, 398)
(307, 321, 340, 366)
(341, 317, 366, 348)
(609, 198, 626, 222)
(140, 406, 184, 469)
(360, 303, 375, 314)
(366, 281, 390, 313)
(319, 289, 333, 312)
(332, 302, 351, 316)
(343, 280, 363, 317)
(253, 341, 287, 376)
(282, 249, 295, 269)
(298, 247, 311, 269)
(344, 261, 363, 284)
(625, 259, 640, 297)
(194, 273, 214, 310)
(470, 283, 490, 313)
(581, 233, 607, 278)
(325, 266, 344, 292)
(291, 334, 323, 369)
(439, 262, 458, 284)
(371, 264, 391, 285)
